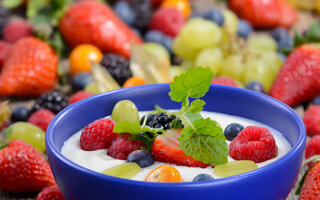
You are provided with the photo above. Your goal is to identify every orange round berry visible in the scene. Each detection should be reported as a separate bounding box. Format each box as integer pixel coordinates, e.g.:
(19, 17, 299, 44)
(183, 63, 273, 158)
(122, 77, 146, 88)
(69, 44, 103, 76)
(161, 0, 191, 19)
(145, 165, 182, 182)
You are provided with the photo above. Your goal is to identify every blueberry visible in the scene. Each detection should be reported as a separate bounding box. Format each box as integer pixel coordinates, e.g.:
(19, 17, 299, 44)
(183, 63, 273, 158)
(193, 174, 214, 182)
(191, 11, 205, 18)
(203, 9, 224, 26)
(144, 31, 173, 54)
(313, 95, 320, 105)
(237, 20, 252, 39)
(271, 27, 293, 50)
(114, 1, 135, 26)
(224, 123, 244, 141)
(245, 81, 266, 94)
(127, 150, 154, 168)
(71, 72, 93, 92)
(11, 105, 30, 122)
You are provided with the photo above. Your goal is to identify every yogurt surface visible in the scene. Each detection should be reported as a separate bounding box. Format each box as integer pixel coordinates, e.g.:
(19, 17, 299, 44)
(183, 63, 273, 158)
(61, 111, 291, 182)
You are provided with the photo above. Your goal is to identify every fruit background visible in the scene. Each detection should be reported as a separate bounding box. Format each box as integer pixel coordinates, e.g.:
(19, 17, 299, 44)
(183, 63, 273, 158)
(1, 0, 320, 199)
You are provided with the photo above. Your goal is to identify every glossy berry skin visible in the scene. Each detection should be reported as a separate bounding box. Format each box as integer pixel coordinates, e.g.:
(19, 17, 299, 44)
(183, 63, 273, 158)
(59, 1, 142, 58)
(37, 185, 65, 200)
(271, 27, 293, 50)
(203, 9, 225, 26)
(299, 162, 320, 200)
(305, 135, 320, 160)
(107, 133, 145, 160)
(11, 105, 30, 122)
(237, 19, 252, 39)
(69, 44, 103, 76)
(3, 20, 33, 44)
(80, 118, 117, 151)
(0, 140, 55, 192)
(224, 123, 244, 141)
(144, 31, 173, 54)
(114, 1, 135, 26)
(193, 174, 214, 182)
(229, 126, 278, 163)
(0, 41, 11, 67)
(313, 95, 320, 105)
(145, 165, 182, 182)
(211, 77, 238, 87)
(126, 150, 154, 168)
(149, 7, 185, 38)
(143, 112, 182, 131)
(0, 37, 58, 97)
(71, 73, 93, 92)
(28, 109, 55, 132)
(69, 91, 94, 104)
(32, 91, 69, 114)
(245, 81, 266, 94)
(270, 45, 320, 107)
(303, 105, 320, 136)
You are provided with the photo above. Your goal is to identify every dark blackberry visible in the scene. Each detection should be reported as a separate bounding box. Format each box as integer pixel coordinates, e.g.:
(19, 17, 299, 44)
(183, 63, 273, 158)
(0, 6, 9, 39)
(100, 53, 132, 86)
(141, 112, 183, 131)
(31, 91, 69, 114)
(129, 0, 153, 32)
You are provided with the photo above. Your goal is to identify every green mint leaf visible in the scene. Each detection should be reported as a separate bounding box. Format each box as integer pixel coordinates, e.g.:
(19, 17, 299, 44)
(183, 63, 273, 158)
(306, 22, 320, 43)
(113, 121, 164, 135)
(189, 99, 205, 113)
(1, 0, 24, 8)
(169, 67, 214, 102)
(170, 118, 183, 129)
(129, 133, 154, 151)
(184, 112, 202, 123)
(178, 118, 228, 166)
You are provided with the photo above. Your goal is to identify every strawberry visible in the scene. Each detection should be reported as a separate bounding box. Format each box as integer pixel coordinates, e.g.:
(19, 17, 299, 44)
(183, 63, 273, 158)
(211, 77, 239, 87)
(151, 129, 209, 168)
(3, 20, 33, 44)
(303, 105, 320, 136)
(0, 140, 55, 192)
(269, 45, 320, 107)
(299, 161, 320, 199)
(0, 41, 11, 68)
(37, 185, 65, 200)
(0, 37, 58, 97)
(277, 0, 298, 28)
(28, 109, 56, 132)
(59, 1, 142, 59)
(305, 135, 320, 160)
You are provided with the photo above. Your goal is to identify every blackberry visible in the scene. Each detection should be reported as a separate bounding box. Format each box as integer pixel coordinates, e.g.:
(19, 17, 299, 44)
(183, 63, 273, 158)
(100, 53, 132, 86)
(130, 0, 153, 32)
(0, 6, 9, 39)
(31, 91, 69, 114)
(141, 112, 183, 131)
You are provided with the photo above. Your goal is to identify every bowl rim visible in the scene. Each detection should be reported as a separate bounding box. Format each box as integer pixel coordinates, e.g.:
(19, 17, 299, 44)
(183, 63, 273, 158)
(46, 83, 306, 187)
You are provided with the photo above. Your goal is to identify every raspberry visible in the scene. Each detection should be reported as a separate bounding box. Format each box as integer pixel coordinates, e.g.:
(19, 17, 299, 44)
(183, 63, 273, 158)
(107, 133, 145, 160)
(305, 135, 320, 160)
(0, 41, 11, 67)
(303, 105, 320, 136)
(28, 109, 56, 132)
(32, 91, 69, 114)
(80, 118, 117, 151)
(211, 77, 239, 87)
(37, 185, 65, 200)
(68, 91, 94, 104)
(229, 126, 278, 163)
(3, 20, 33, 44)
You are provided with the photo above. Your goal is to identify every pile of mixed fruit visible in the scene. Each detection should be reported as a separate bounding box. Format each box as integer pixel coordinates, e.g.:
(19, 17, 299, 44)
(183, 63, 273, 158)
(0, 0, 320, 199)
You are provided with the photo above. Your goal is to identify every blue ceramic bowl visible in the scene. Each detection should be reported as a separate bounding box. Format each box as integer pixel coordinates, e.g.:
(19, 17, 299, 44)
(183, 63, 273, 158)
(46, 84, 306, 200)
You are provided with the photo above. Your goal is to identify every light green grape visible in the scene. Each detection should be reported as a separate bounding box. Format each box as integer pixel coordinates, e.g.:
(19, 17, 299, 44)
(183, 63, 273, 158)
(220, 54, 245, 81)
(173, 36, 201, 60)
(144, 42, 170, 61)
(260, 52, 283, 77)
(85, 81, 100, 94)
(243, 59, 274, 92)
(6, 122, 46, 152)
(222, 10, 238, 35)
(195, 47, 224, 75)
(248, 36, 277, 53)
(180, 18, 222, 49)
(214, 160, 257, 177)
(112, 100, 140, 123)
(102, 162, 141, 179)
(169, 66, 185, 79)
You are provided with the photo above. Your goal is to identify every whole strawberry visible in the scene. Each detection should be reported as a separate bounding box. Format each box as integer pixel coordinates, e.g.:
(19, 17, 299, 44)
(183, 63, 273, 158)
(0, 140, 55, 192)
(269, 45, 320, 107)
(303, 105, 320, 136)
(37, 185, 65, 200)
(299, 162, 320, 199)
(59, 1, 142, 58)
(0, 37, 58, 97)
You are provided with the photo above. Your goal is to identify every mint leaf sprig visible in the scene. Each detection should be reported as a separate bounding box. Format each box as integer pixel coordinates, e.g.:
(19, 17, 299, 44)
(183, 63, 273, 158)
(113, 67, 228, 166)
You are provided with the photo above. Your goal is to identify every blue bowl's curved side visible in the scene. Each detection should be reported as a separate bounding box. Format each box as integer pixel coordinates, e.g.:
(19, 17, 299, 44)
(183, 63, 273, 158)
(46, 84, 306, 200)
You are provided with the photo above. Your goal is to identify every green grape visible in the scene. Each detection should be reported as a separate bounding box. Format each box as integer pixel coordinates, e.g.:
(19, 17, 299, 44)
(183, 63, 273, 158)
(6, 122, 46, 152)
(222, 10, 238, 35)
(260, 52, 283, 77)
(214, 160, 257, 177)
(85, 81, 100, 94)
(102, 162, 141, 179)
(248, 36, 277, 53)
(243, 59, 274, 92)
(195, 47, 224, 75)
(173, 36, 201, 60)
(180, 18, 222, 49)
(144, 42, 170, 61)
(220, 54, 245, 81)
(112, 100, 140, 123)
(169, 66, 185, 79)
